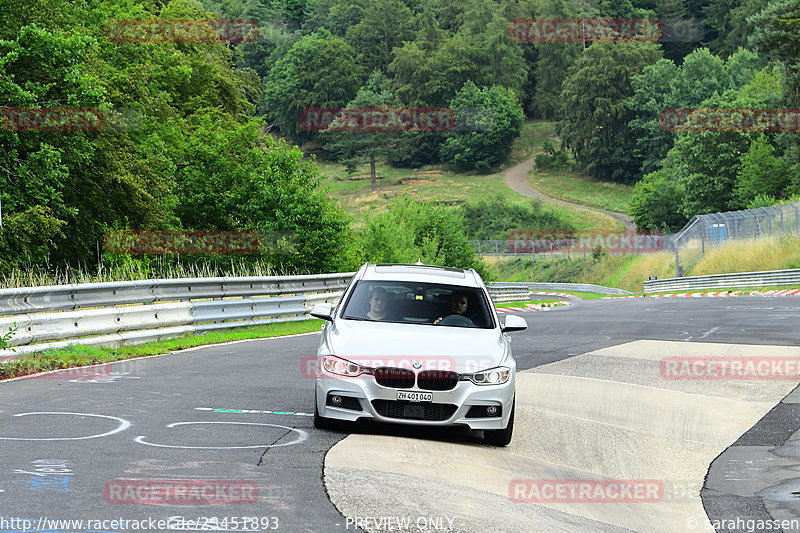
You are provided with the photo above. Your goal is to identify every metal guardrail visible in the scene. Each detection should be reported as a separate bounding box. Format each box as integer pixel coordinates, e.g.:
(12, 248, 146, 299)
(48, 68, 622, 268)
(0, 274, 547, 359)
(643, 268, 800, 293)
(489, 282, 631, 296)
(0, 274, 353, 359)
(485, 285, 531, 303)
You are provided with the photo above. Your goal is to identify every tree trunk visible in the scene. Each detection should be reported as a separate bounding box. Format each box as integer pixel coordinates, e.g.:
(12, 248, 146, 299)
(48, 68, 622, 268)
(370, 153, 377, 192)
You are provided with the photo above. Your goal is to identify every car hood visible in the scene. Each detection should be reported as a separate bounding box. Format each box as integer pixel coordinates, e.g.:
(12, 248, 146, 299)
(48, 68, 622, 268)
(325, 319, 509, 373)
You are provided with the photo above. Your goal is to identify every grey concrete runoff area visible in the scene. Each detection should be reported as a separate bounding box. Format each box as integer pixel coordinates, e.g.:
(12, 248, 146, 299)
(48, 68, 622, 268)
(0, 296, 799, 532)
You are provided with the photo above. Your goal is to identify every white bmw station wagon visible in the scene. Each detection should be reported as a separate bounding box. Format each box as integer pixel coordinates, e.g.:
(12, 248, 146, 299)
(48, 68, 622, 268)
(310, 263, 527, 445)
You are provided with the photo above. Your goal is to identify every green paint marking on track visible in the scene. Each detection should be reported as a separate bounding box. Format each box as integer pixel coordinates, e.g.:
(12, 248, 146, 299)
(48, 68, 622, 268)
(199, 407, 313, 417)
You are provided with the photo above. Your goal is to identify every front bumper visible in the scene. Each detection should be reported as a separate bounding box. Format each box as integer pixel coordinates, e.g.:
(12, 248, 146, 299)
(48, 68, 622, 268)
(315, 372, 515, 430)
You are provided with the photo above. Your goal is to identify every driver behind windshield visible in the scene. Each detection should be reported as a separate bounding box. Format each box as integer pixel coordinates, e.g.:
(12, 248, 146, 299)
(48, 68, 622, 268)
(434, 291, 470, 324)
(366, 287, 391, 321)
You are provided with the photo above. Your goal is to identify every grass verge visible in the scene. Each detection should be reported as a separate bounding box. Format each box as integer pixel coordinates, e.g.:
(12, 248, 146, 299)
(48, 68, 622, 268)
(0, 320, 323, 380)
(497, 299, 560, 308)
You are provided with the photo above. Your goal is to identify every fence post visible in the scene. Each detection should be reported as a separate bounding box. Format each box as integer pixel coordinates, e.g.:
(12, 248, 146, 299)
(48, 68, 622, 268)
(794, 204, 800, 234)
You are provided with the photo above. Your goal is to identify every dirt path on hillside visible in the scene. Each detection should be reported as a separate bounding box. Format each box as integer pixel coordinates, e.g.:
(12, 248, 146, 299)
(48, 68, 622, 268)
(503, 158, 635, 230)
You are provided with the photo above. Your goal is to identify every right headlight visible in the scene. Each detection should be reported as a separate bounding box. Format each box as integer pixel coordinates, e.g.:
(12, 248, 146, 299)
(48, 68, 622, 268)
(462, 366, 511, 385)
(322, 355, 367, 377)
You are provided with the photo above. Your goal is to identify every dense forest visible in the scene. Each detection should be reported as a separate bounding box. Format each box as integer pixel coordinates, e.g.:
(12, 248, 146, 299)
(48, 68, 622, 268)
(1, 0, 799, 276)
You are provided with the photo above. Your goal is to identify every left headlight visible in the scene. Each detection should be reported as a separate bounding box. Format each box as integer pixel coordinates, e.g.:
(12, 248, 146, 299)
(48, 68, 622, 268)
(322, 355, 366, 377)
(462, 366, 511, 385)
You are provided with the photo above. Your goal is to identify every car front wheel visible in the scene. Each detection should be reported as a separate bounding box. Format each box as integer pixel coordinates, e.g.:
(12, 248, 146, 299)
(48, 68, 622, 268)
(313, 390, 336, 430)
(484, 398, 514, 446)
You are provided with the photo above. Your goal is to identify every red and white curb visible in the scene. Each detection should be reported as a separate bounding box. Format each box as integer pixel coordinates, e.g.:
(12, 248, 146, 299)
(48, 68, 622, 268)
(496, 301, 571, 313)
(754, 289, 800, 296)
(602, 289, 800, 299)
(530, 291, 581, 300)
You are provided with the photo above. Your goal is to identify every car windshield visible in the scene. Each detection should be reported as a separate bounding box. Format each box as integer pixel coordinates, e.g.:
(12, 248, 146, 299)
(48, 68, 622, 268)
(341, 281, 495, 329)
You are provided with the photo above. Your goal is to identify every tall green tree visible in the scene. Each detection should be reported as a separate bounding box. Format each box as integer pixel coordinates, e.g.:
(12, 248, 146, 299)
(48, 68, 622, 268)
(530, 0, 581, 119)
(360, 195, 482, 274)
(702, 0, 763, 57)
(675, 68, 783, 215)
(557, 41, 661, 182)
(439, 82, 524, 170)
(261, 28, 363, 140)
(626, 58, 680, 177)
(343, 0, 415, 74)
(734, 135, 791, 206)
(0, 0, 356, 275)
(750, 0, 800, 190)
(320, 72, 400, 191)
(388, 10, 527, 106)
(627, 47, 763, 180)
(174, 113, 359, 273)
(629, 167, 688, 232)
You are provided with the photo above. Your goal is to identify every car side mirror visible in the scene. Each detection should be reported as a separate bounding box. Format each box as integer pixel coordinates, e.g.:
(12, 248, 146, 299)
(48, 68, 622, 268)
(310, 303, 333, 321)
(501, 314, 527, 333)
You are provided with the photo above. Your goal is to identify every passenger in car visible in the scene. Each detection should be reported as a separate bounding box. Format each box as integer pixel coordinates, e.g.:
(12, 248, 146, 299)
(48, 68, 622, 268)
(366, 287, 391, 320)
(434, 291, 470, 324)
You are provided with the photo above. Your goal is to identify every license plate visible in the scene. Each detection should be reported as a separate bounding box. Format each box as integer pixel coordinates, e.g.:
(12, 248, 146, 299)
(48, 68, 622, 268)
(397, 390, 432, 402)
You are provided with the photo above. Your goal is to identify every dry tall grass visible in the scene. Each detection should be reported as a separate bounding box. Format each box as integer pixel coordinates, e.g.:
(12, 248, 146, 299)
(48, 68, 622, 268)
(0, 260, 282, 289)
(690, 235, 800, 276)
(483, 234, 800, 292)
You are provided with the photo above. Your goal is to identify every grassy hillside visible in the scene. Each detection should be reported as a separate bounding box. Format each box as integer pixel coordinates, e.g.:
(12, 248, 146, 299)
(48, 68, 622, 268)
(318, 120, 628, 233)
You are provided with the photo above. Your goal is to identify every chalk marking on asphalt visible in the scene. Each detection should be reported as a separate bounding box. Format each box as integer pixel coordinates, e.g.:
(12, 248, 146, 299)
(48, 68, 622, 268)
(0, 412, 130, 441)
(699, 326, 720, 339)
(195, 407, 313, 417)
(135, 421, 308, 449)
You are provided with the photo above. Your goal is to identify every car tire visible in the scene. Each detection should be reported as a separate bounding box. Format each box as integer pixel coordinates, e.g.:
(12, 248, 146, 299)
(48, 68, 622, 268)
(484, 398, 514, 446)
(313, 391, 336, 430)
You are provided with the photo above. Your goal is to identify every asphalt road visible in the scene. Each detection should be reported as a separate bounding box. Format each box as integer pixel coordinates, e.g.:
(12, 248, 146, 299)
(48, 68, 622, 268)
(0, 296, 798, 532)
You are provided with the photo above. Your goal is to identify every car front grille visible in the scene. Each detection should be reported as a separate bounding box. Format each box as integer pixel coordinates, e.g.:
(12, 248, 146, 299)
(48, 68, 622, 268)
(417, 370, 459, 391)
(374, 367, 415, 389)
(372, 400, 457, 421)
